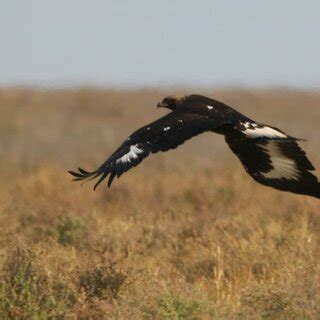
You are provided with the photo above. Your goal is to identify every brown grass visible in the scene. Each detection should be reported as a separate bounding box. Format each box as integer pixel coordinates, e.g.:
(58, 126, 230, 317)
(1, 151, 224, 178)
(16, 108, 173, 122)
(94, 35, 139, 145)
(0, 87, 320, 319)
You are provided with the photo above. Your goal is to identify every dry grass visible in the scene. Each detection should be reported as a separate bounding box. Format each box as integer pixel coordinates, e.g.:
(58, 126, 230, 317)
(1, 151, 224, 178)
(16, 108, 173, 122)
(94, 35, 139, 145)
(0, 87, 320, 319)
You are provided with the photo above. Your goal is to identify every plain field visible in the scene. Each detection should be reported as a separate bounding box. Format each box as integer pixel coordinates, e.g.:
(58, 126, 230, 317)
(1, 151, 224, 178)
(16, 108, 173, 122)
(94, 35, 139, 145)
(0, 87, 320, 319)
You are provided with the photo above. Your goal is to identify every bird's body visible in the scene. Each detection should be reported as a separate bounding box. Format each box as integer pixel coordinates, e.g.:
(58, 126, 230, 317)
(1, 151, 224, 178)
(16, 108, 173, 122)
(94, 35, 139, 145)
(69, 94, 320, 199)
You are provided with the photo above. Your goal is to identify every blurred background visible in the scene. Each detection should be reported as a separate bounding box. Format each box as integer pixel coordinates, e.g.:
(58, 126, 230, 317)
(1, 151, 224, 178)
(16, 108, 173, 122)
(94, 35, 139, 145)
(1, 0, 320, 88)
(1, 1, 320, 318)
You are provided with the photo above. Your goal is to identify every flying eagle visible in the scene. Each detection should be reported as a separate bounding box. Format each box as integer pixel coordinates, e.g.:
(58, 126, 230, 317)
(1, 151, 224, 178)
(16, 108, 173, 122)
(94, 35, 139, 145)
(69, 94, 320, 199)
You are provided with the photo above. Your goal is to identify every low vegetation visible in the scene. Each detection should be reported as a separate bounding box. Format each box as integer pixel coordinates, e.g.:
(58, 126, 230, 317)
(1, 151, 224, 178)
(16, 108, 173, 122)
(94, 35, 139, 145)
(0, 87, 319, 318)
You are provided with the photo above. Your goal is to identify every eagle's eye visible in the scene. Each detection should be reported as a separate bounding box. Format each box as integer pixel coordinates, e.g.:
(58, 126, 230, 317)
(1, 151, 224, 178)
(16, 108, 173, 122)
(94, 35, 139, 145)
(159, 96, 177, 110)
(163, 97, 171, 104)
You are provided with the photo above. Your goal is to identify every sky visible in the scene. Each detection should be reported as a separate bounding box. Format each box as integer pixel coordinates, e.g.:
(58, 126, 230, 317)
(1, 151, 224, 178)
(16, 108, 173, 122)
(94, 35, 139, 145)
(1, 0, 320, 88)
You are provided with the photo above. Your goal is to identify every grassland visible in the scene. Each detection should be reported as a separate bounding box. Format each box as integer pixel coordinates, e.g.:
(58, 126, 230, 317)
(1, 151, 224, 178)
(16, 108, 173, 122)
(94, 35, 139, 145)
(0, 87, 320, 319)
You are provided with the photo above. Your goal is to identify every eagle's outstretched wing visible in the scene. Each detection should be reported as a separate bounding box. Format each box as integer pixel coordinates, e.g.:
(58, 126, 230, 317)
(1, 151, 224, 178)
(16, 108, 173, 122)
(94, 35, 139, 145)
(69, 94, 319, 199)
(69, 111, 217, 189)
(225, 121, 320, 198)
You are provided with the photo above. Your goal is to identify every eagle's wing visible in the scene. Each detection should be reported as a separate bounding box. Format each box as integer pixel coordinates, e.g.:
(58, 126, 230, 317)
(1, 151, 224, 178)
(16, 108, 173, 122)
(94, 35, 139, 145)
(225, 121, 320, 198)
(69, 112, 215, 189)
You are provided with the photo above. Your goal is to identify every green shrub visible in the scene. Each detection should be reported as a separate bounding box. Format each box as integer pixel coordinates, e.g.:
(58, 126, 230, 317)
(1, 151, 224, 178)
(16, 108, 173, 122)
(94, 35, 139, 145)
(57, 216, 87, 247)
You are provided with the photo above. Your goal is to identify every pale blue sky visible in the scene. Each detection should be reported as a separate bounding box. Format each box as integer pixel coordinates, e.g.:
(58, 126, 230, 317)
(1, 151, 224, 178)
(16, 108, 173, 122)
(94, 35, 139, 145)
(1, 0, 320, 88)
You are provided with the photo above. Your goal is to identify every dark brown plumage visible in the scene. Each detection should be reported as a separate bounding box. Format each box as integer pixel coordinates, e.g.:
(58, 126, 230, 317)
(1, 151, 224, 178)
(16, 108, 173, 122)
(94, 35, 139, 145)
(69, 94, 320, 198)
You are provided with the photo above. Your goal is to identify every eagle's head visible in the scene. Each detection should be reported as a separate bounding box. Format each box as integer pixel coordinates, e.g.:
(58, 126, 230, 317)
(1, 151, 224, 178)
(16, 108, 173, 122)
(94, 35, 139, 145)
(157, 96, 184, 111)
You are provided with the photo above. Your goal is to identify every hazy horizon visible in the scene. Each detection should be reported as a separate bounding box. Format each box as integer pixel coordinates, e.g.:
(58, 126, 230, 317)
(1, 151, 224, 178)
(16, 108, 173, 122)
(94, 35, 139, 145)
(2, 0, 320, 89)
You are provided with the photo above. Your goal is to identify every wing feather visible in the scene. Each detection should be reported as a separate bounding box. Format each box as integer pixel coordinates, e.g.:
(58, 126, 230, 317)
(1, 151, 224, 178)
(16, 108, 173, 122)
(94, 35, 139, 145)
(225, 123, 320, 198)
(69, 111, 215, 189)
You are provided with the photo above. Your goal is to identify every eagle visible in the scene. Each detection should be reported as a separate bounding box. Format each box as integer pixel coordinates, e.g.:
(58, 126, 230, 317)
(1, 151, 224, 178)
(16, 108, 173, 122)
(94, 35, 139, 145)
(69, 94, 320, 199)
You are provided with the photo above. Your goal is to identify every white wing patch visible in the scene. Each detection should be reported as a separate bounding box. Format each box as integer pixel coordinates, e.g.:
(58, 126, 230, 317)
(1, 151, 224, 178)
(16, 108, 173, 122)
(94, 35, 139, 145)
(207, 105, 214, 110)
(242, 122, 287, 139)
(261, 141, 300, 180)
(117, 144, 144, 164)
(163, 126, 171, 131)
